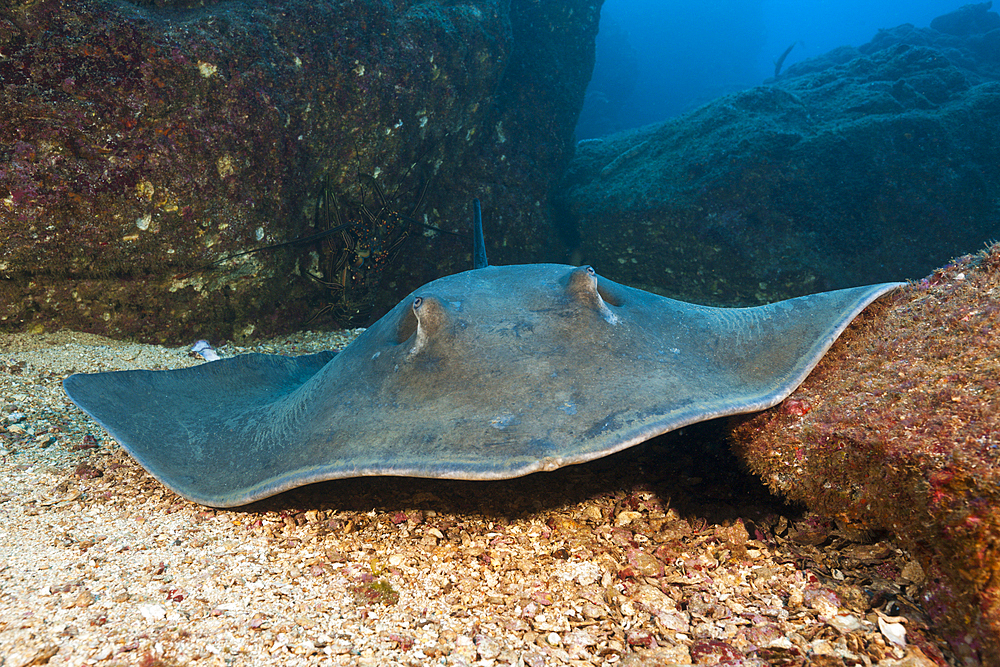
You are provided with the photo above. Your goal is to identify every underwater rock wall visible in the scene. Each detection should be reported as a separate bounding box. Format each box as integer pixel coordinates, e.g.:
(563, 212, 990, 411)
(731, 243, 1000, 665)
(560, 10, 1000, 306)
(0, 0, 600, 342)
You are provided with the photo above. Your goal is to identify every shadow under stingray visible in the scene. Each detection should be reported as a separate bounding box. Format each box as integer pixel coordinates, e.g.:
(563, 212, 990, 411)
(235, 416, 803, 530)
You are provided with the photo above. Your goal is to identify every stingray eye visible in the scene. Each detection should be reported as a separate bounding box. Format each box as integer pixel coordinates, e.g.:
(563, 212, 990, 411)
(412, 296, 423, 310)
(586, 266, 596, 276)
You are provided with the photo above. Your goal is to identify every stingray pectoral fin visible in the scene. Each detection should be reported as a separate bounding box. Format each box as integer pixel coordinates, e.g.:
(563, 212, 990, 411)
(694, 281, 907, 415)
(63, 351, 336, 507)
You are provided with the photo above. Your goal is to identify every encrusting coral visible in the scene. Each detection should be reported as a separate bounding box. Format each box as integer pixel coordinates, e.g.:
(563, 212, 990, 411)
(731, 242, 1000, 665)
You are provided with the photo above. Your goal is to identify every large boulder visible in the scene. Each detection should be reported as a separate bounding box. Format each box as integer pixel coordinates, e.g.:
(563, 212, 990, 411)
(931, 1, 1000, 37)
(731, 243, 1000, 665)
(0, 0, 600, 342)
(559, 14, 1000, 307)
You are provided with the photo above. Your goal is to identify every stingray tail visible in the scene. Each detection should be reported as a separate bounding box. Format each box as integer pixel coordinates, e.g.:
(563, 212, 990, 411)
(473, 198, 489, 269)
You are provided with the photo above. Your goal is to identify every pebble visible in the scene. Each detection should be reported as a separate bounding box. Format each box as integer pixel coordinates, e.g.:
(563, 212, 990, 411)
(3, 644, 58, 667)
(476, 636, 501, 659)
(73, 590, 96, 608)
(615, 510, 643, 526)
(137, 603, 167, 622)
(829, 612, 864, 634)
(330, 639, 354, 655)
(901, 560, 925, 584)
(628, 548, 664, 577)
(533, 613, 570, 632)
(879, 616, 907, 647)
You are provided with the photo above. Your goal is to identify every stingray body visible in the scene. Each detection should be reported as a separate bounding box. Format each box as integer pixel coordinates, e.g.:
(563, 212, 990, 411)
(64, 210, 902, 507)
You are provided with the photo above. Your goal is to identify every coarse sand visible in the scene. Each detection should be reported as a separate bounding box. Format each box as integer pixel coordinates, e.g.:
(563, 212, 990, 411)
(0, 329, 949, 666)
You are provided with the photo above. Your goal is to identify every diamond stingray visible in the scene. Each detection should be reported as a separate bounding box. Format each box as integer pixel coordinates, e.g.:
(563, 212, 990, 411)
(64, 209, 902, 507)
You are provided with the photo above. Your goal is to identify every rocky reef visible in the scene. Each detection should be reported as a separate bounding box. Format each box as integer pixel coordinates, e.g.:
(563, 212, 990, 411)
(731, 243, 1000, 665)
(560, 6, 1000, 307)
(0, 0, 600, 342)
(931, 1, 1000, 37)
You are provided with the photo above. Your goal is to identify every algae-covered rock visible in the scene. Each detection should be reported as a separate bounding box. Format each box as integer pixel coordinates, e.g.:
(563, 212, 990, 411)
(0, 0, 600, 342)
(560, 14, 1000, 307)
(731, 243, 1000, 664)
(930, 1, 1000, 37)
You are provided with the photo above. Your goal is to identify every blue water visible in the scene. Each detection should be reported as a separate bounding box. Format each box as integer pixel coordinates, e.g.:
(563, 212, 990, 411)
(578, 0, 966, 138)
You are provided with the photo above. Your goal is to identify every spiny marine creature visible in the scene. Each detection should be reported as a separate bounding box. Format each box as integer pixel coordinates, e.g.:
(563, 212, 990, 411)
(218, 171, 465, 327)
(302, 172, 422, 326)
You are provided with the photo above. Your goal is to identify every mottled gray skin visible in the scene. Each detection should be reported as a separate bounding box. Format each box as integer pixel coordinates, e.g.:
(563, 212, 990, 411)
(64, 265, 902, 507)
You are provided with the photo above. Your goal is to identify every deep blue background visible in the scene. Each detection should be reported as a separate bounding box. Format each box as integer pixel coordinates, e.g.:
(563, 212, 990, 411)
(578, 0, 966, 138)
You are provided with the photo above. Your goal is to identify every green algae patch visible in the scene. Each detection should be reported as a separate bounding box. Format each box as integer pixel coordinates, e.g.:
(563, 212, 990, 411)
(732, 243, 1000, 665)
(351, 578, 400, 607)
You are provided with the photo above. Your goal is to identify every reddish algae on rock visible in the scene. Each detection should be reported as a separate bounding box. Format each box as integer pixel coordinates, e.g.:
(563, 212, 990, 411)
(732, 243, 1000, 665)
(0, 0, 599, 342)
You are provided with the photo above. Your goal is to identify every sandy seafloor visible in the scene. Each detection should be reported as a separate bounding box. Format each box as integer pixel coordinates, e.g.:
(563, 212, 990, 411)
(0, 330, 950, 666)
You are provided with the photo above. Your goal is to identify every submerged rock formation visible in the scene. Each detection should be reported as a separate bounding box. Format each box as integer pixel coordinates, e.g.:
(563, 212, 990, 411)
(732, 243, 1000, 665)
(560, 7, 1000, 307)
(0, 0, 600, 342)
(931, 1, 1000, 36)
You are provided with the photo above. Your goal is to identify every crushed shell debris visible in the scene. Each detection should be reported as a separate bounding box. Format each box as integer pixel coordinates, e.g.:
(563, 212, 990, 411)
(0, 329, 951, 666)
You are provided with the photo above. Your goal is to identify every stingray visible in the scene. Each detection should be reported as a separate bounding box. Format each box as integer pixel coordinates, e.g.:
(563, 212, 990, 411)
(64, 202, 903, 507)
